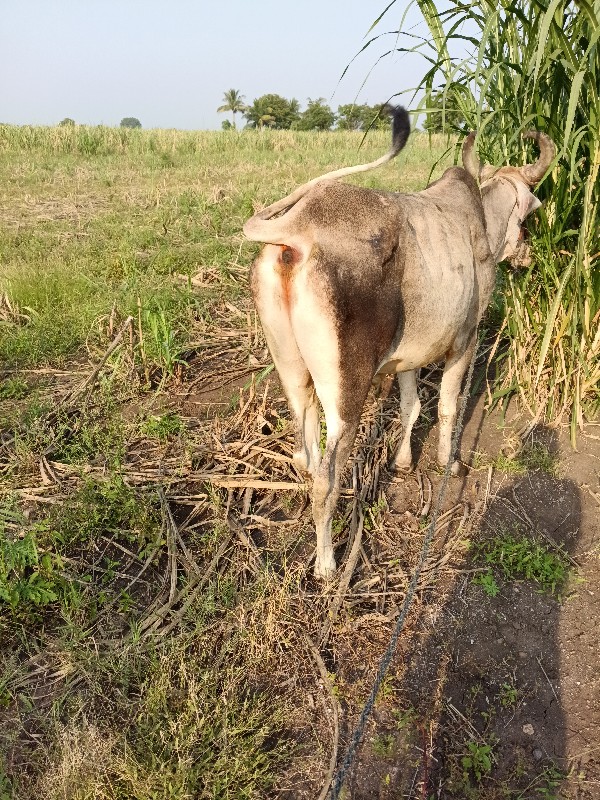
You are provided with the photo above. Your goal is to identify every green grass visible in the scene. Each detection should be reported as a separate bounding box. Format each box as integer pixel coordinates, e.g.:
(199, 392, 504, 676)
(371, 733, 396, 758)
(0, 126, 451, 375)
(485, 443, 559, 477)
(140, 411, 184, 440)
(473, 528, 569, 595)
(0, 468, 291, 797)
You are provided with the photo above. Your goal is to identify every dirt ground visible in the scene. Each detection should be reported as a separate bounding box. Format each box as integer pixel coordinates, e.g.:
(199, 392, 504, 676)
(292, 394, 600, 800)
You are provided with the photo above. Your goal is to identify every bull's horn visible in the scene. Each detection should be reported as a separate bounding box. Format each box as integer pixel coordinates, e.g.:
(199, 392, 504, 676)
(243, 105, 411, 240)
(461, 132, 481, 180)
(519, 130, 556, 185)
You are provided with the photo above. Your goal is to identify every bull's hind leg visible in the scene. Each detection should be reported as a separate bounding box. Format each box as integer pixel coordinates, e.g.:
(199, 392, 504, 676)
(437, 336, 476, 473)
(290, 306, 371, 577)
(251, 252, 321, 476)
(280, 362, 321, 477)
(312, 404, 365, 579)
(390, 370, 421, 472)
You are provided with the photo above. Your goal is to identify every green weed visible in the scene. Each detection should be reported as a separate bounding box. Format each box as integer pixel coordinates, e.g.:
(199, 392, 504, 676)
(462, 740, 494, 784)
(0, 528, 65, 613)
(51, 414, 127, 467)
(510, 764, 568, 799)
(142, 306, 187, 381)
(371, 733, 396, 758)
(0, 764, 12, 800)
(45, 476, 160, 549)
(516, 443, 559, 476)
(376, 675, 396, 704)
(392, 706, 417, 730)
(363, 497, 387, 532)
(498, 682, 519, 708)
(473, 529, 569, 595)
(494, 444, 558, 477)
(472, 569, 500, 597)
(0, 377, 29, 401)
(140, 411, 184, 440)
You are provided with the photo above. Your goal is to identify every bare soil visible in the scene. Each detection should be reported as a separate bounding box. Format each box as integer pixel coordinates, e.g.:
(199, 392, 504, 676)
(292, 394, 600, 800)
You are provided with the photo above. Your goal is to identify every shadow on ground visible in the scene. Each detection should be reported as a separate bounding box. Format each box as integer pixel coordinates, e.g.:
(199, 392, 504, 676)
(335, 411, 599, 800)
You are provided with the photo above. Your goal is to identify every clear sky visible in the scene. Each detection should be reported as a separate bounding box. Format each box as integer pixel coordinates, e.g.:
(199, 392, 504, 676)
(1, 1, 430, 129)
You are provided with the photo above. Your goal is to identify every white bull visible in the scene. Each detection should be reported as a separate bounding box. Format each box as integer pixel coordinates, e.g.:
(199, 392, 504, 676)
(244, 107, 555, 578)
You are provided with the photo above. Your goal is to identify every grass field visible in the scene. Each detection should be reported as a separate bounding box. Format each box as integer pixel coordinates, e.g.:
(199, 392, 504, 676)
(0, 125, 449, 370)
(0, 126, 598, 799)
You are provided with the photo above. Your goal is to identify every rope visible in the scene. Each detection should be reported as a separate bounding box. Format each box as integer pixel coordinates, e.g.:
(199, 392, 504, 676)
(326, 341, 479, 799)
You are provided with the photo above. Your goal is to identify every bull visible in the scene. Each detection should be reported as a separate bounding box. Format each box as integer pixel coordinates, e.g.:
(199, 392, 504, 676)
(243, 107, 555, 578)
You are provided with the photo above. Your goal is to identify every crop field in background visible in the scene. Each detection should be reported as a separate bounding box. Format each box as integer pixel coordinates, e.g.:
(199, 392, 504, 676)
(0, 126, 599, 799)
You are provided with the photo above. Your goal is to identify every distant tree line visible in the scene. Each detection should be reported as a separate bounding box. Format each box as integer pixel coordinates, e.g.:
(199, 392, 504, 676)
(217, 89, 397, 131)
(55, 90, 463, 133)
(58, 117, 142, 128)
(217, 89, 463, 132)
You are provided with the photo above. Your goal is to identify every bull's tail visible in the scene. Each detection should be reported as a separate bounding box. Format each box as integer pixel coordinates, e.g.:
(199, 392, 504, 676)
(243, 105, 410, 243)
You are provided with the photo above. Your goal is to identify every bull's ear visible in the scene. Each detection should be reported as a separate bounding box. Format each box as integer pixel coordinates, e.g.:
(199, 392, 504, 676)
(517, 185, 542, 220)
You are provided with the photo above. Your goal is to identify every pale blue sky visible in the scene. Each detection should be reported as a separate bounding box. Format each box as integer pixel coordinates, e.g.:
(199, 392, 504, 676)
(1, 1, 430, 129)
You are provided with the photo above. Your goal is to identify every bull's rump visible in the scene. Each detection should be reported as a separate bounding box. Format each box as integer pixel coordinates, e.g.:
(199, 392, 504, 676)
(250, 177, 490, 390)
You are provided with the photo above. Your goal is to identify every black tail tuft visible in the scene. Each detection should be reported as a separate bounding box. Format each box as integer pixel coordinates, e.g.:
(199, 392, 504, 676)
(382, 104, 411, 156)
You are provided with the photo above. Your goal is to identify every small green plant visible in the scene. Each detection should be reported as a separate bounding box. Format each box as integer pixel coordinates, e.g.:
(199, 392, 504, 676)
(499, 682, 519, 707)
(473, 529, 569, 595)
(493, 444, 559, 477)
(51, 414, 126, 466)
(363, 498, 387, 532)
(513, 764, 567, 799)
(462, 740, 493, 784)
(0, 528, 65, 611)
(517, 443, 558, 476)
(141, 412, 183, 440)
(371, 733, 396, 757)
(326, 671, 343, 700)
(392, 706, 417, 730)
(331, 514, 345, 535)
(0, 377, 29, 401)
(143, 307, 187, 380)
(46, 475, 160, 548)
(473, 569, 500, 597)
(376, 675, 396, 704)
(531, 766, 567, 799)
(0, 763, 13, 800)
(492, 452, 529, 476)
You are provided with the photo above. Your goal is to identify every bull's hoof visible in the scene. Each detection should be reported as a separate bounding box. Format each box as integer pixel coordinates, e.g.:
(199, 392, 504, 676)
(293, 450, 319, 477)
(389, 459, 413, 475)
(293, 451, 309, 472)
(314, 553, 337, 580)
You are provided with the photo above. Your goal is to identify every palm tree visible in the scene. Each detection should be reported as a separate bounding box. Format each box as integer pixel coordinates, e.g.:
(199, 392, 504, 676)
(217, 89, 246, 129)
